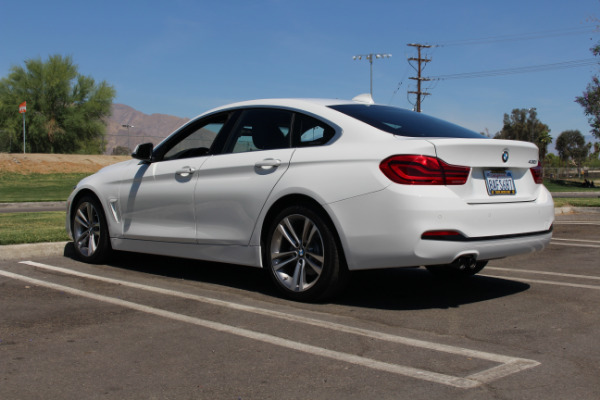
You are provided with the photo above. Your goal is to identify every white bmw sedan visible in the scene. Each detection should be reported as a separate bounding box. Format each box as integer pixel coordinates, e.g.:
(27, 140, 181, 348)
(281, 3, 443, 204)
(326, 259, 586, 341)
(66, 97, 554, 301)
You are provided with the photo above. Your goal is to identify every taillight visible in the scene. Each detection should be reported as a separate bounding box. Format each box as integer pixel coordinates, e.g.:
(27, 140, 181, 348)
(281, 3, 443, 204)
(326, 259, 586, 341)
(380, 155, 470, 185)
(530, 162, 543, 184)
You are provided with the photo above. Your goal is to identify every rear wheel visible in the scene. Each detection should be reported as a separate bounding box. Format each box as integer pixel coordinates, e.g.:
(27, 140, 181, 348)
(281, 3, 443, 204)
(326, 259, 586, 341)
(264, 205, 346, 302)
(71, 195, 112, 264)
(426, 260, 488, 278)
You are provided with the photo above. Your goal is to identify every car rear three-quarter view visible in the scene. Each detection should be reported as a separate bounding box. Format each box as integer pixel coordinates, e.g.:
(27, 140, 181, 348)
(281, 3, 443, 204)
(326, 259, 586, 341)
(66, 97, 554, 302)
(322, 103, 553, 276)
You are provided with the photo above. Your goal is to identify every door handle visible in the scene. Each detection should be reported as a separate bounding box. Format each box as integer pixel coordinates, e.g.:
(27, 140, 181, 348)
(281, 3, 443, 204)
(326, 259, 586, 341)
(176, 166, 196, 177)
(255, 158, 281, 169)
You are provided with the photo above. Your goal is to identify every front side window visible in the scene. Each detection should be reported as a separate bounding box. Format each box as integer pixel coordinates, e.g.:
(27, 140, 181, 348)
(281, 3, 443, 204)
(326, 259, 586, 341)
(160, 113, 231, 161)
(226, 109, 292, 153)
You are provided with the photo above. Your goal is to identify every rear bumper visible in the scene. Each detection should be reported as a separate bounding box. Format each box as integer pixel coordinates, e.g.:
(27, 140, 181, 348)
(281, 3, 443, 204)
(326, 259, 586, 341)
(326, 185, 554, 270)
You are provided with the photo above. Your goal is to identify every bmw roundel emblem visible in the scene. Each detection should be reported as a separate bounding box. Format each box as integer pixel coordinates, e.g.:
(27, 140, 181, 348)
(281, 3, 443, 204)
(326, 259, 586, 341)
(502, 149, 509, 163)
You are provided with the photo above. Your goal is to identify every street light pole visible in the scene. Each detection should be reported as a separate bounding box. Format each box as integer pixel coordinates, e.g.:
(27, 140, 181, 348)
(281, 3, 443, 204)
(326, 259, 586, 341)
(122, 124, 134, 151)
(18, 101, 27, 153)
(22, 112, 26, 154)
(353, 53, 392, 97)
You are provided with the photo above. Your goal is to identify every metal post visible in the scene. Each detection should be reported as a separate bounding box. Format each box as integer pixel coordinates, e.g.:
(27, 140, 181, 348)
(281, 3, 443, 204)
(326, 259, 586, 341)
(23, 112, 26, 154)
(369, 55, 373, 96)
(122, 124, 134, 152)
(353, 53, 392, 98)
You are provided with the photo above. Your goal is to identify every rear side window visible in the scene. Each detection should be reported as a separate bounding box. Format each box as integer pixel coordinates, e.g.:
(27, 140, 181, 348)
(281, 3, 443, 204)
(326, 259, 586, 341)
(329, 104, 485, 139)
(293, 113, 335, 147)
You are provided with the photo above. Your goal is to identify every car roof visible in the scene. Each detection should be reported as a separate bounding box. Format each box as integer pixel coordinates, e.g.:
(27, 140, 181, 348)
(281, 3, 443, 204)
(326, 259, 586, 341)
(198, 97, 369, 118)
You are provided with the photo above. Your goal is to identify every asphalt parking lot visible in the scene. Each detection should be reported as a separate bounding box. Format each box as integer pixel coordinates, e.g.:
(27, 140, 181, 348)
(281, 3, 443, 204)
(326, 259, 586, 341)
(1, 212, 599, 400)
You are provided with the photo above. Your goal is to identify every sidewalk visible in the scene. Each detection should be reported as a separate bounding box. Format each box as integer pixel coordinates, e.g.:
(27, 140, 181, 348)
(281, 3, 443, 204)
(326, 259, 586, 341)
(0, 201, 66, 213)
(0, 241, 69, 261)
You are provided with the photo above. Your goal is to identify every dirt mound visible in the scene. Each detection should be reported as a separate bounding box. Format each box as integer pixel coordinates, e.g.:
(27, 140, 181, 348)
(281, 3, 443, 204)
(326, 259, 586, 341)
(0, 153, 130, 174)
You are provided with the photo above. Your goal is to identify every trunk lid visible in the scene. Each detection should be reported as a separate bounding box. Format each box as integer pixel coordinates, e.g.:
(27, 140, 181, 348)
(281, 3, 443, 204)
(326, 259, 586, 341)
(427, 138, 542, 203)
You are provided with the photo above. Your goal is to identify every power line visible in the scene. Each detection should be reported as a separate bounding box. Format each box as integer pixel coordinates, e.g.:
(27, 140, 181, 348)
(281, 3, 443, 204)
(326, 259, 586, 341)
(431, 58, 598, 80)
(399, 26, 598, 106)
(436, 26, 597, 47)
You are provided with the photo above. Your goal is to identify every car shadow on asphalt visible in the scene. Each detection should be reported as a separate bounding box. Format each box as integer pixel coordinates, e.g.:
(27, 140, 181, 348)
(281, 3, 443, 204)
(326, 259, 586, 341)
(64, 244, 530, 310)
(338, 268, 530, 310)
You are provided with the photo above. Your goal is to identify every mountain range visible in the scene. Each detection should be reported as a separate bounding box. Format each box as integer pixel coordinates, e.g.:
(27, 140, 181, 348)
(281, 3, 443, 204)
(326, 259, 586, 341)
(104, 104, 190, 154)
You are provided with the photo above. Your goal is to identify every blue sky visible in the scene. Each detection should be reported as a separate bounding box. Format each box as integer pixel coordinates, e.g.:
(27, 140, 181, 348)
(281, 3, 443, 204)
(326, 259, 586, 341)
(1, 0, 599, 142)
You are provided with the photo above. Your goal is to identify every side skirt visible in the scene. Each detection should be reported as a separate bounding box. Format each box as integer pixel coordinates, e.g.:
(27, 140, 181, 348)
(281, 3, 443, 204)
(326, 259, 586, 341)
(110, 238, 262, 268)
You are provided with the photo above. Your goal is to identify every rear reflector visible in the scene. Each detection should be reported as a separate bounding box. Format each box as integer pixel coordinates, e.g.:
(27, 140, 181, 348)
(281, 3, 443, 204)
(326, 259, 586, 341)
(380, 155, 470, 185)
(422, 230, 462, 238)
(530, 162, 543, 184)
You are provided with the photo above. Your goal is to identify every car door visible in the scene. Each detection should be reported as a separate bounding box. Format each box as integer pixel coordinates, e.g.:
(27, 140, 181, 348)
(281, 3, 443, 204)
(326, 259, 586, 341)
(119, 112, 233, 243)
(194, 108, 294, 245)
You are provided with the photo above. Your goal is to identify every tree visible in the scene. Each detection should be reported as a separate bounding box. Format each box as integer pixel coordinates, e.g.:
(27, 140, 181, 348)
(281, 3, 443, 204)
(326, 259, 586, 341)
(555, 130, 589, 169)
(543, 152, 561, 168)
(0, 54, 115, 153)
(494, 108, 552, 159)
(575, 44, 600, 140)
(111, 146, 131, 156)
(592, 142, 600, 160)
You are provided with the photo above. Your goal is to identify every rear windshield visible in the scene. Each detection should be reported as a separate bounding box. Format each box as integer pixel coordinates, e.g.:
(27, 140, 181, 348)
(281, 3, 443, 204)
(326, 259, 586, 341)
(329, 104, 485, 139)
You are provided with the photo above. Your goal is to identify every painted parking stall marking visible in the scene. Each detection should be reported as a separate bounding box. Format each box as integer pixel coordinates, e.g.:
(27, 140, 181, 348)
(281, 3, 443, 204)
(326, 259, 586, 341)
(0, 261, 541, 389)
(483, 266, 600, 291)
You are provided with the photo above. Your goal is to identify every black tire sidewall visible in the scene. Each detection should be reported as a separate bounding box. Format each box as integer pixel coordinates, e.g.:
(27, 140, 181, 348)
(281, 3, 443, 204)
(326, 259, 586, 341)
(72, 195, 111, 264)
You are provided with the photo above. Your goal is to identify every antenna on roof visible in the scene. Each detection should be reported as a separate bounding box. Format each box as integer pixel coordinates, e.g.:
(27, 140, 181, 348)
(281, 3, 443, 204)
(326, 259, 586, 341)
(352, 93, 375, 104)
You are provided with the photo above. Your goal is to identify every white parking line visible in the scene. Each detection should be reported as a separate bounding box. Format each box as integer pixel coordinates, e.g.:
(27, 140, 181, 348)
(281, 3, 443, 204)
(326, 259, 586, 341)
(484, 267, 600, 290)
(482, 274, 600, 291)
(4, 261, 541, 389)
(554, 221, 600, 226)
(550, 242, 600, 249)
(486, 267, 600, 281)
(552, 238, 600, 244)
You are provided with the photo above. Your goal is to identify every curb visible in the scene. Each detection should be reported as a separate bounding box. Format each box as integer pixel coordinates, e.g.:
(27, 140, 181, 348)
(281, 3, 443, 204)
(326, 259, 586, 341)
(555, 206, 600, 214)
(0, 241, 69, 261)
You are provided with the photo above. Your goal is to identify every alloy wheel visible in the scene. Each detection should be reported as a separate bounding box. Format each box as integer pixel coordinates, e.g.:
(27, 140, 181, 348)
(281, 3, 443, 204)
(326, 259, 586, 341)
(270, 214, 325, 293)
(73, 201, 102, 257)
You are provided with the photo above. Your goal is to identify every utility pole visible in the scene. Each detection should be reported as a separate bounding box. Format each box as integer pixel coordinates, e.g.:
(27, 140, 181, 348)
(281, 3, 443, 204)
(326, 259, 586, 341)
(407, 43, 431, 112)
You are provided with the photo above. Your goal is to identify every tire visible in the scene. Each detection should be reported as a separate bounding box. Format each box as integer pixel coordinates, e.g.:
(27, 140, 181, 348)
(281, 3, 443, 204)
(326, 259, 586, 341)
(71, 195, 112, 264)
(426, 260, 488, 278)
(264, 205, 346, 302)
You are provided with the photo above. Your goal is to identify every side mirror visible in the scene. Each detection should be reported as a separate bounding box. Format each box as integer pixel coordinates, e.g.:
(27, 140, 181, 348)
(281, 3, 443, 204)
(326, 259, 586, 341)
(132, 142, 154, 162)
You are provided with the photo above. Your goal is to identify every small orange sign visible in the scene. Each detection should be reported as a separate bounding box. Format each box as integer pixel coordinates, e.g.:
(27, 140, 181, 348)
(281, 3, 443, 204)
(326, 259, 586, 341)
(19, 101, 27, 113)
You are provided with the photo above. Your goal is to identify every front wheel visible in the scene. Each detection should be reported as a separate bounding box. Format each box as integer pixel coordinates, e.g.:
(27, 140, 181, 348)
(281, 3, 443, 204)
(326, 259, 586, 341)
(264, 205, 346, 302)
(71, 195, 112, 264)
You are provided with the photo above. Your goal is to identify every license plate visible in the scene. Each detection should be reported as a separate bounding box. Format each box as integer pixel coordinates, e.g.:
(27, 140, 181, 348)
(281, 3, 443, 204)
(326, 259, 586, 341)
(485, 170, 516, 195)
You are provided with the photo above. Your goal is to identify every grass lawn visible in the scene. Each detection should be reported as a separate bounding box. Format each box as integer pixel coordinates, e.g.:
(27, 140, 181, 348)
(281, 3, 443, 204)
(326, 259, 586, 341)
(543, 179, 600, 192)
(552, 198, 600, 208)
(0, 211, 70, 245)
(0, 173, 89, 202)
